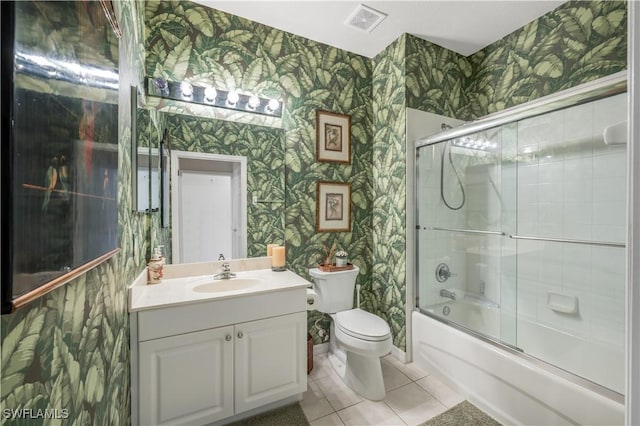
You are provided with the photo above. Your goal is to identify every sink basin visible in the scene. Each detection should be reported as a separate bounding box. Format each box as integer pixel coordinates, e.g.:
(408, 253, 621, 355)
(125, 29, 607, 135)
(192, 278, 261, 293)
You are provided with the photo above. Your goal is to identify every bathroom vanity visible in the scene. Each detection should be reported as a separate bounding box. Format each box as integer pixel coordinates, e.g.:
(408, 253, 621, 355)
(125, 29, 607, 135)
(129, 257, 309, 426)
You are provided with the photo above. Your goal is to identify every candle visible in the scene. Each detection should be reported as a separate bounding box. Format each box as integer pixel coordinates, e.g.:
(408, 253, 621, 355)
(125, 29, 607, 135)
(272, 246, 286, 271)
(267, 244, 278, 257)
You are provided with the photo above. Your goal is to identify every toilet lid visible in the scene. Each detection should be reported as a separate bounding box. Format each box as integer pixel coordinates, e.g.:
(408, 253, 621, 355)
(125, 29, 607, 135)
(336, 309, 391, 342)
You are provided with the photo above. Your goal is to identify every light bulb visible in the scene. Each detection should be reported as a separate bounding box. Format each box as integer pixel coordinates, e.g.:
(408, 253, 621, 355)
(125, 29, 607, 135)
(266, 99, 280, 113)
(204, 86, 217, 102)
(180, 82, 193, 97)
(153, 77, 169, 96)
(227, 90, 240, 106)
(248, 95, 260, 110)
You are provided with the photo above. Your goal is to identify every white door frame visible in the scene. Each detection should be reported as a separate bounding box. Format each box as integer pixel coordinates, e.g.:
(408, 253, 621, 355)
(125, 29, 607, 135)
(626, 2, 639, 424)
(171, 150, 247, 263)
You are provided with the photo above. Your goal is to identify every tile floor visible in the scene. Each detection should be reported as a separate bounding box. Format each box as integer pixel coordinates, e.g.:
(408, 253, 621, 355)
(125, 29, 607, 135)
(301, 353, 465, 426)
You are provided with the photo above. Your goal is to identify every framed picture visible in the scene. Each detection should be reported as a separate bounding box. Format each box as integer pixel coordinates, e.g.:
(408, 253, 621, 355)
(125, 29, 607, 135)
(316, 182, 351, 232)
(1, 1, 120, 314)
(316, 110, 351, 164)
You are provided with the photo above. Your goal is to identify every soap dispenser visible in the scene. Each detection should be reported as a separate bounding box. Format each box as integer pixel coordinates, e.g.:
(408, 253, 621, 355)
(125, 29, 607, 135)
(147, 247, 164, 284)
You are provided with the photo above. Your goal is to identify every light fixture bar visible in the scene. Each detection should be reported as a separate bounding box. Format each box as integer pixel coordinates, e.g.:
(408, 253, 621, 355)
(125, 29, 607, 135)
(145, 77, 283, 118)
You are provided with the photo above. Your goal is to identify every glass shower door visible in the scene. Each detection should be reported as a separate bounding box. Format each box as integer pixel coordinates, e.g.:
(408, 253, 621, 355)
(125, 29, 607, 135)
(415, 125, 517, 347)
(415, 91, 627, 394)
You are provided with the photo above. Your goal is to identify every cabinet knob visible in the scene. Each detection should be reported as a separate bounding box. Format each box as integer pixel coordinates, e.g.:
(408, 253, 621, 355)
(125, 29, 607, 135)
(237, 331, 243, 339)
(225, 334, 232, 341)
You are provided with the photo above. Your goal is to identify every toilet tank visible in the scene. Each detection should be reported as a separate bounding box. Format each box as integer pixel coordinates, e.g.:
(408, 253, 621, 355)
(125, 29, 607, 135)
(309, 266, 359, 313)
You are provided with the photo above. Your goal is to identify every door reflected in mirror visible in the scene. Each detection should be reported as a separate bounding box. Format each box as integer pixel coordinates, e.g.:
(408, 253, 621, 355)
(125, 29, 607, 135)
(172, 152, 247, 263)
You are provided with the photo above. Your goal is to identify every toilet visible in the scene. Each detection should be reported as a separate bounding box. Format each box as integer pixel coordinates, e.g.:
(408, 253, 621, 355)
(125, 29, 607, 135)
(309, 266, 392, 400)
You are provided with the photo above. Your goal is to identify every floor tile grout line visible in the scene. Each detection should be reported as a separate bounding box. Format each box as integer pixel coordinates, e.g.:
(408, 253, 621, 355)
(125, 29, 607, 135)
(381, 399, 410, 426)
(413, 376, 458, 409)
(312, 370, 362, 413)
(306, 356, 459, 425)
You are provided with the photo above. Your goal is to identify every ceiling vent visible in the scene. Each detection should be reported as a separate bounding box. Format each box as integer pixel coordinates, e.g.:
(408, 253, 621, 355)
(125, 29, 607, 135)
(344, 4, 387, 33)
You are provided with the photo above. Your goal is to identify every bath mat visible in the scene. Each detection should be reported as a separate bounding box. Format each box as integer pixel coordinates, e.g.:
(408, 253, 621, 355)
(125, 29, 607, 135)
(228, 403, 310, 426)
(420, 401, 501, 426)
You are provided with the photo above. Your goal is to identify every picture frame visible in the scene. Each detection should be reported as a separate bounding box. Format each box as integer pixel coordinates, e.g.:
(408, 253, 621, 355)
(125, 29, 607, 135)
(1, 1, 120, 314)
(316, 182, 351, 232)
(316, 110, 351, 164)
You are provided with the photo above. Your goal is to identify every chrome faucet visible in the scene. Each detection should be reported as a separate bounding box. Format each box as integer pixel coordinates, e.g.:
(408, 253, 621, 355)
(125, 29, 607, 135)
(214, 262, 236, 280)
(440, 289, 456, 300)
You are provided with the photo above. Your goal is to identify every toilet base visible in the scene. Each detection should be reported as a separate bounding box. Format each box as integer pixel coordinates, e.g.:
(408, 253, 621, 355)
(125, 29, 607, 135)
(329, 349, 386, 400)
(328, 321, 387, 401)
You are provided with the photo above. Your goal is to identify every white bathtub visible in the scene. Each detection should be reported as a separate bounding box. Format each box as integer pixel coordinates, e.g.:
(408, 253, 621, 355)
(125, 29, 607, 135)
(412, 306, 625, 425)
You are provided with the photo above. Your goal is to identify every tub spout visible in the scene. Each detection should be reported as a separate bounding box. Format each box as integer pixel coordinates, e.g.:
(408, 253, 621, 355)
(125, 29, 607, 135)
(440, 289, 456, 300)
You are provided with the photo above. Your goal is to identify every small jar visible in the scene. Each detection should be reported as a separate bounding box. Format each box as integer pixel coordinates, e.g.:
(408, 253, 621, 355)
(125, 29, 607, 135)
(335, 251, 348, 267)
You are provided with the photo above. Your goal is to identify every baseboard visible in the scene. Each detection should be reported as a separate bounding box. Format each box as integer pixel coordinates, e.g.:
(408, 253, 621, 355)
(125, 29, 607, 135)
(391, 345, 407, 363)
(313, 342, 329, 355)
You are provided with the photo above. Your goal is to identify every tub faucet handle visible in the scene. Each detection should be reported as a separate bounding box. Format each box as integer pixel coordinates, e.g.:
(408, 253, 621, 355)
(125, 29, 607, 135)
(435, 263, 456, 283)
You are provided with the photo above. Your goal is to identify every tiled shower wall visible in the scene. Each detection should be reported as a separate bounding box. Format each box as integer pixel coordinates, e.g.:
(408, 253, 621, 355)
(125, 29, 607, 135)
(515, 93, 627, 348)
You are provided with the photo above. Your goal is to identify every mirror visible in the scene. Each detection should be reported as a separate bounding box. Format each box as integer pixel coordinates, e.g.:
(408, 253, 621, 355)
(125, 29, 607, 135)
(160, 129, 170, 228)
(134, 106, 162, 213)
(144, 109, 286, 263)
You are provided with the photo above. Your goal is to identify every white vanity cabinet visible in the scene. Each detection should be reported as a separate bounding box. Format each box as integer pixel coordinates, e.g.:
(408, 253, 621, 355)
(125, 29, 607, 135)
(130, 285, 307, 426)
(139, 325, 234, 425)
(234, 313, 307, 413)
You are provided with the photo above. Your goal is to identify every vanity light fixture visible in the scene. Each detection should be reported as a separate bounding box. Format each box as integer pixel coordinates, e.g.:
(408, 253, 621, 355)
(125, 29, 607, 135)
(145, 76, 283, 117)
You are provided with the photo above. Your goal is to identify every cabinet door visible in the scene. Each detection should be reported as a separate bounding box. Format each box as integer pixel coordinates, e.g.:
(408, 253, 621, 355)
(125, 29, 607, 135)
(235, 312, 307, 413)
(139, 326, 234, 426)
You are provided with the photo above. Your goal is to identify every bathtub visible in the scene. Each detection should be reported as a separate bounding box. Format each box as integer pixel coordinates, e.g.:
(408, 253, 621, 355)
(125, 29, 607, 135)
(412, 303, 625, 425)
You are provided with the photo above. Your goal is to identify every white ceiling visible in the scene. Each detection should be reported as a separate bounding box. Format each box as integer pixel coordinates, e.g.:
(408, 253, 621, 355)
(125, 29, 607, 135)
(193, 1, 566, 58)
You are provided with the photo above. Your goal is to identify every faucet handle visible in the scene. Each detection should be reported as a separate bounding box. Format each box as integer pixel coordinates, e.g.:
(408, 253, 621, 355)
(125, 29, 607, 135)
(218, 253, 225, 261)
(435, 263, 456, 282)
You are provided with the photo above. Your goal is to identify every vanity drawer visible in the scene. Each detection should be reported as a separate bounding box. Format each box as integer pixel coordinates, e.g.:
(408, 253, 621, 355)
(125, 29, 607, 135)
(136, 288, 306, 341)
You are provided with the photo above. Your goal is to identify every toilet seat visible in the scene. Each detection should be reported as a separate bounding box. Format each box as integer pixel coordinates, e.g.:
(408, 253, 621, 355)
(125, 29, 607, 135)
(336, 309, 391, 342)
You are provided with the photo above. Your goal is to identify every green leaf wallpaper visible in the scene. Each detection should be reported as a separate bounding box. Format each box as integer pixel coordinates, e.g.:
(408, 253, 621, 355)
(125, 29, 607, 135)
(404, 34, 473, 119)
(465, 0, 627, 118)
(144, 0, 374, 345)
(371, 35, 409, 348)
(0, 0, 628, 420)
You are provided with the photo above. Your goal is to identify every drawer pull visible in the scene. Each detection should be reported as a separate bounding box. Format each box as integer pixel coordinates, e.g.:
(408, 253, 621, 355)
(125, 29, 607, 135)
(225, 334, 232, 341)
(237, 331, 243, 339)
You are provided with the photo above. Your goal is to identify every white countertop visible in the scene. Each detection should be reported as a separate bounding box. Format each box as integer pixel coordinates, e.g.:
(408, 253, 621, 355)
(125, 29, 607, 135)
(129, 257, 311, 312)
